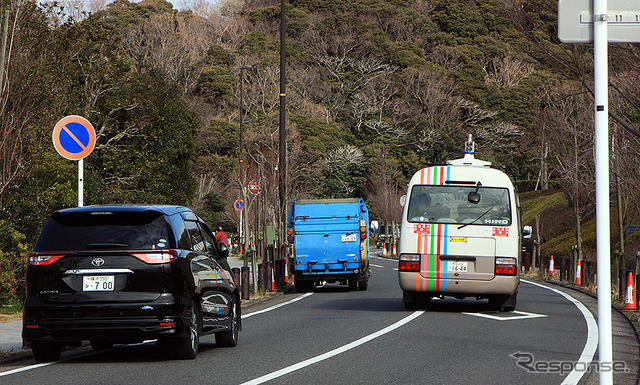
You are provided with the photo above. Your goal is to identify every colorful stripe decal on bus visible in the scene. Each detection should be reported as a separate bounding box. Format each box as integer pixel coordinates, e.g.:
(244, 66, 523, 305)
(416, 166, 451, 292)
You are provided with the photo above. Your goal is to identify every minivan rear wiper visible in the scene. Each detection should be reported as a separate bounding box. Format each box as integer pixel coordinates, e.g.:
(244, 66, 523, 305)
(86, 243, 129, 249)
(457, 206, 494, 230)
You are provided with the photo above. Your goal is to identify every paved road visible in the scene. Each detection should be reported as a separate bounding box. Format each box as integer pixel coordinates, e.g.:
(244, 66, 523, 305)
(1, 254, 638, 384)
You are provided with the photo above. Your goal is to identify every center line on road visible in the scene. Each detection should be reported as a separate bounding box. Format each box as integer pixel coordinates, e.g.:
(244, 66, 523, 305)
(241, 310, 425, 385)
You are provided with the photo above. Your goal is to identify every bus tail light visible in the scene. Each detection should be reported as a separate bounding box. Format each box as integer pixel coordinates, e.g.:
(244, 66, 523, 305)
(495, 257, 517, 276)
(399, 254, 420, 272)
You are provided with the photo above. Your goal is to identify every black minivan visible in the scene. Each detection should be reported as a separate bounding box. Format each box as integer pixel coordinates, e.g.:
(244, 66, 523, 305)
(23, 205, 241, 362)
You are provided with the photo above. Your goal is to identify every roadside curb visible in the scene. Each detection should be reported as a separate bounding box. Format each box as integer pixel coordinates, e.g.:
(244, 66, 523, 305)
(545, 279, 640, 385)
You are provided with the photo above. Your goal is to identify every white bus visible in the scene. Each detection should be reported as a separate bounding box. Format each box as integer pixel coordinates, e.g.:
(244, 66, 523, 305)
(398, 135, 529, 311)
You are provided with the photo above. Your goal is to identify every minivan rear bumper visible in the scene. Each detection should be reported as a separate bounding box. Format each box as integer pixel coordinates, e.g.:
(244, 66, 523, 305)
(22, 293, 191, 343)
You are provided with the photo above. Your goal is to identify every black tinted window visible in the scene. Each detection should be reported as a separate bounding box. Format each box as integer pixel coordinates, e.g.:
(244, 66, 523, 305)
(35, 211, 173, 251)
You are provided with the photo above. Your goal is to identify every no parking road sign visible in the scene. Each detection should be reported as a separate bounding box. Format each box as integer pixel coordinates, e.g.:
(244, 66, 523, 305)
(53, 115, 96, 160)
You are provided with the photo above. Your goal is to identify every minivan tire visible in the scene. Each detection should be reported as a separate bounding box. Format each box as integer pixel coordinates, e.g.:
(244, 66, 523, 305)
(31, 341, 62, 363)
(173, 303, 200, 359)
(215, 298, 239, 347)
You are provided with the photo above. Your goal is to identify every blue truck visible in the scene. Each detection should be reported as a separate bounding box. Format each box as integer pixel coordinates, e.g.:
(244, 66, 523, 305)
(287, 198, 370, 292)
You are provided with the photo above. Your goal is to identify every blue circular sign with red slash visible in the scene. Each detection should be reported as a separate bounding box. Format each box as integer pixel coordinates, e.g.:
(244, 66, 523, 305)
(52, 115, 96, 160)
(234, 199, 244, 211)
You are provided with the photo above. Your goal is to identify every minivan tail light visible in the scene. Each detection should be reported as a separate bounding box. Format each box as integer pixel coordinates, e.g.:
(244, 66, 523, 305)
(28, 253, 66, 266)
(399, 254, 420, 272)
(130, 250, 179, 264)
(495, 257, 517, 276)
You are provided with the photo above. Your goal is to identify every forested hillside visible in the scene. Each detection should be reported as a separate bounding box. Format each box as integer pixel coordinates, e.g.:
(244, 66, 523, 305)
(1, 0, 640, 302)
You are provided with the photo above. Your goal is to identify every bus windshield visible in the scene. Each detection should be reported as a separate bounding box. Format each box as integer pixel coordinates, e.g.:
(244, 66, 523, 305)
(407, 185, 511, 226)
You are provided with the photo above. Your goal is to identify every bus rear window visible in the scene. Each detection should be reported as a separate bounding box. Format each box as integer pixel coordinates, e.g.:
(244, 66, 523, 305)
(407, 185, 511, 226)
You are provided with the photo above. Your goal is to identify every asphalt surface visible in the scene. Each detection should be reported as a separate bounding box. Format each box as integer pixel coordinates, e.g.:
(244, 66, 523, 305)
(0, 250, 639, 384)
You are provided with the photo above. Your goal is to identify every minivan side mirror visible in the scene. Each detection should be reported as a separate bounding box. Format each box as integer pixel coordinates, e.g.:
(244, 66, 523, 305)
(219, 242, 230, 259)
(522, 225, 532, 239)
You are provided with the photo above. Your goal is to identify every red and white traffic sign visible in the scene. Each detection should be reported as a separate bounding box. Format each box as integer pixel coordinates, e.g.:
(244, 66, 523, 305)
(248, 180, 262, 195)
(52, 115, 96, 160)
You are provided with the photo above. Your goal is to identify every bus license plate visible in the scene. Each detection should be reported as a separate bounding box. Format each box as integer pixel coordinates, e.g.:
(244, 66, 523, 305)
(341, 234, 357, 242)
(83, 275, 115, 291)
(447, 261, 468, 273)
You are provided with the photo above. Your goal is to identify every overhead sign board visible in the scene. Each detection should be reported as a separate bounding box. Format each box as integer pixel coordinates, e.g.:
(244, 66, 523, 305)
(558, 0, 640, 43)
(52, 115, 96, 160)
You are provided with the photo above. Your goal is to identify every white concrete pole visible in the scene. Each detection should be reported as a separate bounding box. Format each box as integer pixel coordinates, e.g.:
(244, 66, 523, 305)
(593, 0, 613, 383)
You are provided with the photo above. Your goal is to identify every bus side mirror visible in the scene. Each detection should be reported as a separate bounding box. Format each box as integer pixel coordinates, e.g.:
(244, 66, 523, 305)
(522, 226, 532, 239)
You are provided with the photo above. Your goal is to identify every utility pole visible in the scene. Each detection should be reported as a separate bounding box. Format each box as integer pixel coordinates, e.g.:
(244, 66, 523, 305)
(278, 0, 287, 261)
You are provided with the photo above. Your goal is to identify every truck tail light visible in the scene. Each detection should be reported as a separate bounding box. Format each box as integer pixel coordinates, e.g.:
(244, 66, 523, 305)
(495, 257, 517, 275)
(28, 253, 66, 266)
(359, 220, 367, 240)
(287, 228, 294, 243)
(399, 254, 420, 272)
(130, 250, 178, 264)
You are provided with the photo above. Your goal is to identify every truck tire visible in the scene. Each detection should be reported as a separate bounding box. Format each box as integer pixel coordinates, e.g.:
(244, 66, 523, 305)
(358, 277, 368, 291)
(348, 279, 357, 291)
(295, 280, 313, 293)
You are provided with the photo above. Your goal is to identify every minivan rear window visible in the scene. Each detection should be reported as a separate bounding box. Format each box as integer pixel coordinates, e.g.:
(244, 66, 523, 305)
(35, 211, 173, 251)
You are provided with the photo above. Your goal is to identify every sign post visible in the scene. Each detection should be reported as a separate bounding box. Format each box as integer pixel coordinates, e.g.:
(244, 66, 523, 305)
(52, 115, 96, 207)
(558, 1, 640, 383)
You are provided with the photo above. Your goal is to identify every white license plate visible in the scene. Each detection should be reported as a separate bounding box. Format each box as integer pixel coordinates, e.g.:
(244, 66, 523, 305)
(83, 275, 115, 291)
(447, 261, 468, 273)
(341, 234, 357, 242)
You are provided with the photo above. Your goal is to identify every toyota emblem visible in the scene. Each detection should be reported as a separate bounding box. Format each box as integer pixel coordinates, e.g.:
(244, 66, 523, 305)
(91, 258, 105, 267)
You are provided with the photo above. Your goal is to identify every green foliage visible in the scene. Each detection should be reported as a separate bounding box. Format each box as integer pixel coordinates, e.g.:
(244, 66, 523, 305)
(0, 221, 29, 304)
(389, 41, 427, 68)
(206, 45, 233, 66)
(291, 115, 356, 155)
(197, 65, 233, 102)
(520, 192, 569, 226)
(200, 119, 239, 157)
(197, 192, 227, 227)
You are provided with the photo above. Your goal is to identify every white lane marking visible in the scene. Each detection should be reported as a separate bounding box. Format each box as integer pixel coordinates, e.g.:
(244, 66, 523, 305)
(243, 292, 314, 319)
(0, 348, 104, 377)
(522, 279, 598, 385)
(241, 310, 425, 385)
(370, 264, 384, 268)
(462, 310, 547, 321)
(2, 294, 315, 376)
